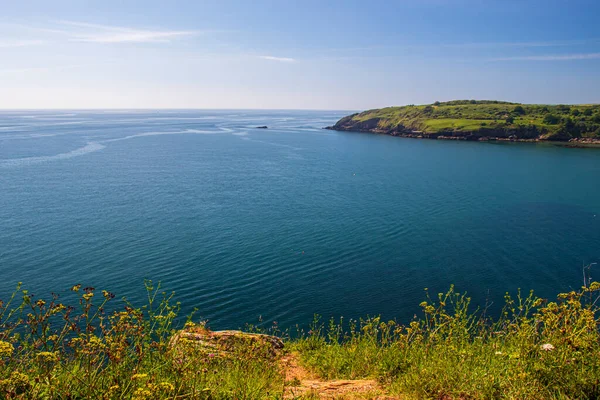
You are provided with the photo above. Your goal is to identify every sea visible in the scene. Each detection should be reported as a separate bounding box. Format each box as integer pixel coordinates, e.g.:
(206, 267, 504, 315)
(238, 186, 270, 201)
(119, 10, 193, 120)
(0, 110, 599, 330)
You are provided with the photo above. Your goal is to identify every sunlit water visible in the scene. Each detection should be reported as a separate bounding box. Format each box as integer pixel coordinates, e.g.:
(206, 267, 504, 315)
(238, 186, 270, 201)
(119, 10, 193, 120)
(1, 110, 599, 330)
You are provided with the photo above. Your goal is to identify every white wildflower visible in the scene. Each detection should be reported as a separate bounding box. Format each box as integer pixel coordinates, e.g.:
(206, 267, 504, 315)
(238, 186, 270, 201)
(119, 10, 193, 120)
(540, 343, 555, 351)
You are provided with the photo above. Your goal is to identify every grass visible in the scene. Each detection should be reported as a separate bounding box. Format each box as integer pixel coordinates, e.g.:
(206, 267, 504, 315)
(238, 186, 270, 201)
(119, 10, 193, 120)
(423, 119, 504, 132)
(335, 100, 600, 140)
(1, 274, 600, 399)
(292, 284, 600, 399)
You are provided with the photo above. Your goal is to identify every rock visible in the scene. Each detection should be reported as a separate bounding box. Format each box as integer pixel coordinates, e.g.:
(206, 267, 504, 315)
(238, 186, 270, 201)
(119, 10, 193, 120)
(170, 327, 284, 359)
(256, 126, 268, 129)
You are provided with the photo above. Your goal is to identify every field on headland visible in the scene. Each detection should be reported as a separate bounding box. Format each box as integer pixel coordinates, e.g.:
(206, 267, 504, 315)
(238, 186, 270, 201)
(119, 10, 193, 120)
(1, 277, 599, 399)
(329, 100, 600, 143)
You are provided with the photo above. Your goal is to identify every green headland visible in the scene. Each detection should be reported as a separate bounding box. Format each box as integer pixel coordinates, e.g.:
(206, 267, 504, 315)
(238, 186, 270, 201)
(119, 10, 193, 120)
(327, 100, 600, 145)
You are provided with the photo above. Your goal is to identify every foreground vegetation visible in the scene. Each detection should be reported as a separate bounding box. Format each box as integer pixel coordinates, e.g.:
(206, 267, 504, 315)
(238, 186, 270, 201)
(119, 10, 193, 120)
(329, 100, 600, 141)
(1, 276, 600, 399)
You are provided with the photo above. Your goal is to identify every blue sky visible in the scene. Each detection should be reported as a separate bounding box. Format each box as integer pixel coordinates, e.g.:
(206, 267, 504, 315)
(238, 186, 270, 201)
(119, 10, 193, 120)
(1, 0, 599, 109)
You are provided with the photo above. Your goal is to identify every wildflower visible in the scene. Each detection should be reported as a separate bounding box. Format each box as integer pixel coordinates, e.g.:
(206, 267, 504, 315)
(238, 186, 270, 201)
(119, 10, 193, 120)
(0, 341, 13, 357)
(36, 299, 46, 307)
(71, 284, 81, 292)
(541, 343, 555, 351)
(132, 387, 152, 400)
(86, 335, 105, 351)
(131, 373, 148, 380)
(102, 290, 115, 300)
(495, 351, 503, 355)
(36, 351, 58, 363)
(158, 382, 174, 391)
(82, 293, 94, 301)
(7, 371, 30, 393)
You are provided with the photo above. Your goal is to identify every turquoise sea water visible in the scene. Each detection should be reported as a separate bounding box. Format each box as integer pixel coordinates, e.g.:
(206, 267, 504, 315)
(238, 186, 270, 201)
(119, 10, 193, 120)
(0, 110, 599, 329)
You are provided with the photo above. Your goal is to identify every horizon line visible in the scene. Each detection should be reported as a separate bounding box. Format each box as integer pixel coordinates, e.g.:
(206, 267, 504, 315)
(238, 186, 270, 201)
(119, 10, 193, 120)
(1, 101, 599, 112)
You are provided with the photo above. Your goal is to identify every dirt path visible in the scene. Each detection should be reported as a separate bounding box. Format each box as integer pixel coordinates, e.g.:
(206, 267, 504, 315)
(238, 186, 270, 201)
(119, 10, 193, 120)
(281, 353, 398, 399)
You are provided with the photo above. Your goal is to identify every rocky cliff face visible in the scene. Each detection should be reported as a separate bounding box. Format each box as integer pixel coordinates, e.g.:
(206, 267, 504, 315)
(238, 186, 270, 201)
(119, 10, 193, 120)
(328, 116, 550, 142)
(327, 116, 411, 135)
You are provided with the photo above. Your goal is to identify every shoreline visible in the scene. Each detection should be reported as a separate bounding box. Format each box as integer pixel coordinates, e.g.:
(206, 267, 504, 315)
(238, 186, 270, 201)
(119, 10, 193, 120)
(325, 126, 600, 148)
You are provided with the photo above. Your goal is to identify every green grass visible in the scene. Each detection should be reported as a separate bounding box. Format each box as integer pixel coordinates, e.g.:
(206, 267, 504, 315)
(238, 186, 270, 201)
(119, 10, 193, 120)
(1, 276, 600, 399)
(423, 119, 504, 132)
(335, 100, 600, 140)
(292, 284, 600, 399)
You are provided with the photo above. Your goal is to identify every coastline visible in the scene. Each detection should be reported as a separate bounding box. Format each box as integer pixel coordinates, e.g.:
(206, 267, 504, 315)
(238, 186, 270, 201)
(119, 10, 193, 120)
(325, 126, 600, 148)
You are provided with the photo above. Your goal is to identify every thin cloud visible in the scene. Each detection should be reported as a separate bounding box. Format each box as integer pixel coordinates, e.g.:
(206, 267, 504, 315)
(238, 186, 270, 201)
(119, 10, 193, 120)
(0, 39, 45, 48)
(491, 53, 600, 61)
(53, 20, 198, 43)
(258, 55, 296, 63)
(0, 65, 84, 74)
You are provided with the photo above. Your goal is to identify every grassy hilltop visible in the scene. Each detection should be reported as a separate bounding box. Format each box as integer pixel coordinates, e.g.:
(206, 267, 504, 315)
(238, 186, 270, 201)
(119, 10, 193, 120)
(1, 279, 600, 399)
(329, 100, 600, 142)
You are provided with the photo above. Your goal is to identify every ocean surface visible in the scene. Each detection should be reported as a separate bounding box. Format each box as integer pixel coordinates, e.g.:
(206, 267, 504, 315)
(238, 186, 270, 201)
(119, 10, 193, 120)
(1, 110, 599, 330)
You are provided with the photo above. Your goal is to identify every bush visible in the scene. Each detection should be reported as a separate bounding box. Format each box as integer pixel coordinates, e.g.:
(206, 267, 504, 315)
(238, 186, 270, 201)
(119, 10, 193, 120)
(543, 114, 560, 124)
(513, 105, 526, 115)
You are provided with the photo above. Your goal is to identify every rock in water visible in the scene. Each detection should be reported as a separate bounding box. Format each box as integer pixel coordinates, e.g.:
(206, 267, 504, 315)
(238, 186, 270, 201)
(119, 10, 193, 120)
(256, 126, 268, 129)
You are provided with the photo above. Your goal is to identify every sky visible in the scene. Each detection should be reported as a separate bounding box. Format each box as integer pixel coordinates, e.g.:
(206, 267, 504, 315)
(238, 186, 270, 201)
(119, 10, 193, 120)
(1, 0, 599, 110)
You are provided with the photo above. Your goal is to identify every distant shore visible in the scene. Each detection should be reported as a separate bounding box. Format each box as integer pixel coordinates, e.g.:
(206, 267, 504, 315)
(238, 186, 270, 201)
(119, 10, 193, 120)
(326, 100, 600, 147)
(325, 126, 600, 148)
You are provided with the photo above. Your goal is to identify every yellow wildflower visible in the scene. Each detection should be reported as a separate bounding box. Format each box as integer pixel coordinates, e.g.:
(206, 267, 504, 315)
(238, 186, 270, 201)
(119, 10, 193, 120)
(37, 351, 58, 363)
(132, 387, 152, 400)
(0, 341, 13, 357)
(7, 372, 30, 393)
(184, 321, 196, 328)
(131, 373, 148, 380)
(158, 382, 175, 391)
